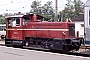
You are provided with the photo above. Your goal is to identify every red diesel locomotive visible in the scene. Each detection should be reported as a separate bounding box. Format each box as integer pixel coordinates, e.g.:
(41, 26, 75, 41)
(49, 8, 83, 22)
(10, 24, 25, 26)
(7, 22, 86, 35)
(5, 14, 84, 51)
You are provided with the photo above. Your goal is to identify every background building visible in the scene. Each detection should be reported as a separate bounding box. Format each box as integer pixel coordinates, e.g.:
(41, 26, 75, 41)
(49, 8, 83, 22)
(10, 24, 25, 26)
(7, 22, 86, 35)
(71, 14, 84, 38)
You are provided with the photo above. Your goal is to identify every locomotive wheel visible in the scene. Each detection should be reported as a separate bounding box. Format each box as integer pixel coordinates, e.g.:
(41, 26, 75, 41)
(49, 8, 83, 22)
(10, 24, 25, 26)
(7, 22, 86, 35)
(41, 41, 53, 49)
(73, 43, 79, 51)
(76, 44, 79, 51)
(41, 42, 49, 49)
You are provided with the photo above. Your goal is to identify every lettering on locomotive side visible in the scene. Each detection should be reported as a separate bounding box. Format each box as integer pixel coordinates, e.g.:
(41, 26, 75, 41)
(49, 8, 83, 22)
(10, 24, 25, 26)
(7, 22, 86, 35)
(12, 36, 19, 39)
(14, 32, 18, 34)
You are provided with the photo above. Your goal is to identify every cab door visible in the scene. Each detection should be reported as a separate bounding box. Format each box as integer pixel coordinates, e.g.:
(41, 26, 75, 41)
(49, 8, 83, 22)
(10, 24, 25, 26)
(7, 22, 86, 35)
(10, 18, 23, 40)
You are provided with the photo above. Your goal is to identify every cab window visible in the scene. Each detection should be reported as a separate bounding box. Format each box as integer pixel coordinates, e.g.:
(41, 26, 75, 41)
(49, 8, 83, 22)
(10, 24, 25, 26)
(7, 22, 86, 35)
(8, 18, 20, 27)
(12, 18, 20, 26)
(23, 17, 29, 25)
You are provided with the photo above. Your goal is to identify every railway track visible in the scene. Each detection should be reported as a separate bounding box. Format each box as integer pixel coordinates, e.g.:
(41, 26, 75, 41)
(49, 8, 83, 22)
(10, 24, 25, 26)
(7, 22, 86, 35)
(67, 45, 90, 57)
(22, 45, 90, 57)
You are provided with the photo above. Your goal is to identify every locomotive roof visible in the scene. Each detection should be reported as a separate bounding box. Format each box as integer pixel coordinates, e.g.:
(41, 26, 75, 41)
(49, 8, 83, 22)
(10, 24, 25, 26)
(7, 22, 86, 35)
(5, 14, 44, 18)
(71, 14, 84, 21)
(5, 15, 23, 18)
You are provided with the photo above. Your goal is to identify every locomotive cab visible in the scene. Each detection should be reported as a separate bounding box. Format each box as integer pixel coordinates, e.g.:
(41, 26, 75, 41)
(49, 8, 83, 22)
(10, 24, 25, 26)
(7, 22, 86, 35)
(6, 16, 23, 40)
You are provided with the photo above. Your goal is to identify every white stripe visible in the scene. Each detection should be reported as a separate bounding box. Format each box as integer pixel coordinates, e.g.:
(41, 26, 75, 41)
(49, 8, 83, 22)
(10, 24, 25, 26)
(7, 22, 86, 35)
(6, 29, 69, 31)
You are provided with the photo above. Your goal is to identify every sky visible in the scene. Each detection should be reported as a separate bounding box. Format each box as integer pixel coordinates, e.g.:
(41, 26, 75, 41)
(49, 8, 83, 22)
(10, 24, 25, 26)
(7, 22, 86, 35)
(0, 0, 88, 14)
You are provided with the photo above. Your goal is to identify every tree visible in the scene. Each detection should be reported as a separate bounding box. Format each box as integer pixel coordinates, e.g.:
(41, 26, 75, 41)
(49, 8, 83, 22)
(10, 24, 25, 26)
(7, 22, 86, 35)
(0, 16, 6, 24)
(30, 1, 55, 21)
(31, 1, 41, 14)
(74, 0, 84, 15)
(62, 0, 84, 21)
(42, 1, 55, 20)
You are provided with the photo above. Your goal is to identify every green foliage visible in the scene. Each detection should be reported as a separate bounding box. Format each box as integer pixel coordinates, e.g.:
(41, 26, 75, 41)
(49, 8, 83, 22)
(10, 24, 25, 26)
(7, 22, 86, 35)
(62, 0, 84, 21)
(30, 1, 41, 14)
(30, 1, 55, 21)
(0, 15, 6, 24)
(30, 0, 84, 22)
